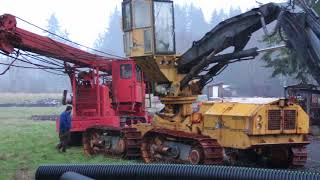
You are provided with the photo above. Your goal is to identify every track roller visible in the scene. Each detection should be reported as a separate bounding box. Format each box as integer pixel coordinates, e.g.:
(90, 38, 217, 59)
(141, 128, 223, 165)
(82, 127, 142, 159)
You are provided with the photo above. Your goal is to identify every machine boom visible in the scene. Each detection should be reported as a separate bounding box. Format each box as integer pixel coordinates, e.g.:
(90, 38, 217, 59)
(0, 14, 117, 72)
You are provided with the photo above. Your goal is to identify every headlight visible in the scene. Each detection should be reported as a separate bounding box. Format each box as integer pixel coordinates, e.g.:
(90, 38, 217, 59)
(256, 115, 263, 129)
(256, 115, 262, 122)
(256, 123, 262, 129)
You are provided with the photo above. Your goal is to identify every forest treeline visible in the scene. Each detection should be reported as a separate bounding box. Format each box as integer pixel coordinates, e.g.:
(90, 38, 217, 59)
(0, 2, 311, 96)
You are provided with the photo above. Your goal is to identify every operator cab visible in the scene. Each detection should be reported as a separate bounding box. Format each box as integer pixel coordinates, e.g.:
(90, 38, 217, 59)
(112, 60, 145, 116)
(122, 0, 175, 57)
(67, 61, 145, 120)
(122, 0, 177, 84)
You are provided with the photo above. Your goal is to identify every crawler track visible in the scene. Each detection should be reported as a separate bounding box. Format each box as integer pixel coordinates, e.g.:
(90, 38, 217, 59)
(266, 145, 308, 168)
(83, 127, 142, 159)
(291, 146, 308, 167)
(141, 128, 223, 165)
(231, 145, 308, 168)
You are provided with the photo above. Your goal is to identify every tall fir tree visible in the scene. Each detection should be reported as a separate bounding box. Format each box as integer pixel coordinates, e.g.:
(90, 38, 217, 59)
(37, 13, 70, 92)
(46, 14, 60, 39)
(228, 6, 242, 18)
(94, 7, 124, 57)
(188, 4, 210, 40)
(210, 9, 227, 27)
(175, 4, 190, 53)
(175, 4, 211, 53)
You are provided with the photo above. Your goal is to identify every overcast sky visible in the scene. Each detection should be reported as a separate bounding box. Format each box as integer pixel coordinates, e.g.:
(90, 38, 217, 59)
(0, 0, 286, 50)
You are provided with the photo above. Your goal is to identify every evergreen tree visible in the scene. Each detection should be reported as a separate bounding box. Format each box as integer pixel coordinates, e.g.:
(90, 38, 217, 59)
(262, 34, 309, 83)
(46, 14, 60, 39)
(261, 1, 320, 84)
(309, 0, 320, 13)
(228, 6, 242, 18)
(209, 10, 219, 27)
(210, 9, 227, 27)
(175, 4, 189, 53)
(36, 13, 70, 92)
(175, 4, 211, 53)
(94, 8, 124, 57)
(188, 4, 210, 40)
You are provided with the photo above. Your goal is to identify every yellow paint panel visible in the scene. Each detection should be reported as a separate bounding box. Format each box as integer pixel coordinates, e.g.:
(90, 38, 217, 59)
(206, 102, 261, 117)
(296, 105, 309, 134)
(203, 114, 218, 129)
(222, 116, 248, 130)
(131, 29, 146, 57)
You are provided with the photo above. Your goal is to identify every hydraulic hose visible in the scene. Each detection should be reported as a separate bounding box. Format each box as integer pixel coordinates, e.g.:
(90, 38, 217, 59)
(35, 164, 320, 180)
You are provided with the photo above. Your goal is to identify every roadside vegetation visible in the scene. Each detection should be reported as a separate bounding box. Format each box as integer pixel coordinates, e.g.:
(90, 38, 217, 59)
(0, 93, 61, 104)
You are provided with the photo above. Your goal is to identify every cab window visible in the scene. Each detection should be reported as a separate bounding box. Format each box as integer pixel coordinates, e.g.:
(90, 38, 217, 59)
(120, 64, 132, 79)
(123, 32, 132, 56)
(122, 2, 132, 31)
(133, 0, 151, 28)
(136, 65, 142, 82)
(154, 1, 175, 54)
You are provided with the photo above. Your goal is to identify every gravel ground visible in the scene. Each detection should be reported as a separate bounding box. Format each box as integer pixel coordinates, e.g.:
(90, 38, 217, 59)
(304, 136, 320, 173)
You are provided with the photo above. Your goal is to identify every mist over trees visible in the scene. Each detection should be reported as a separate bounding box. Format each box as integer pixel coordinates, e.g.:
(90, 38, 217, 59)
(94, 7, 124, 57)
(174, 4, 288, 97)
(0, 14, 70, 93)
(175, 4, 241, 54)
(0, 3, 298, 97)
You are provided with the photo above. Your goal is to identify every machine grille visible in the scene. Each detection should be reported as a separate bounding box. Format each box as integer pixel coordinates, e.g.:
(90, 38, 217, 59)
(284, 110, 296, 130)
(268, 110, 281, 130)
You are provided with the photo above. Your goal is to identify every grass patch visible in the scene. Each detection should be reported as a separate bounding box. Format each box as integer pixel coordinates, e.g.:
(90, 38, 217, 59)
(0, 107, 133, 180)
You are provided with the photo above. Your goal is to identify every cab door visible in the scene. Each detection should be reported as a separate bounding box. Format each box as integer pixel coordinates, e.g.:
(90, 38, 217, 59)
(112, 61, 145, 106)
(114, 62, 134, 103)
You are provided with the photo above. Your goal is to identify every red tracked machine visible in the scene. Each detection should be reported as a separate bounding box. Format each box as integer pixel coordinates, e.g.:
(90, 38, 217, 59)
(0, 14, 149, 158)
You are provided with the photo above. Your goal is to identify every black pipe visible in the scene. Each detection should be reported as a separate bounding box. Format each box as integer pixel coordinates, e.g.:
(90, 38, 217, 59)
(59, 172, 94, 180)
(36, 164, 320, 180)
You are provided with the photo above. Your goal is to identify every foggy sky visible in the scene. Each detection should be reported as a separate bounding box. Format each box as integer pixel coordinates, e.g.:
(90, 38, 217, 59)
(0, 0, 286, 49)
